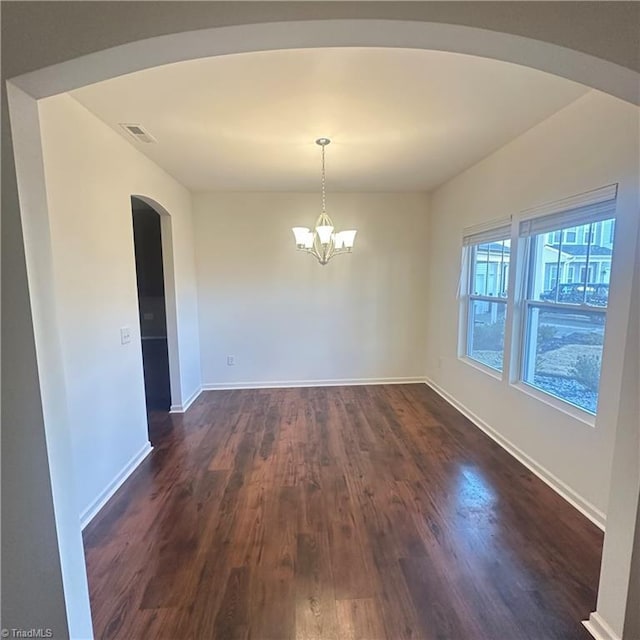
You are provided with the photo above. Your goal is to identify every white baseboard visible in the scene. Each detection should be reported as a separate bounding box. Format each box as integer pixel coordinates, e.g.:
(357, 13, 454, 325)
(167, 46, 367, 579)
(583, 612, 621, 640)
(202, 376, 427, 391)
(424, 377, 606, 530)
(80, 441, 152, 529)
(170, 385, 202, 413)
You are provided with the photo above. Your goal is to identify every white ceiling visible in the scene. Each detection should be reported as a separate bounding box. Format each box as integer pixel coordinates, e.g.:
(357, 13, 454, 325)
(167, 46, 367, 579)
(70, 48, 588, 192)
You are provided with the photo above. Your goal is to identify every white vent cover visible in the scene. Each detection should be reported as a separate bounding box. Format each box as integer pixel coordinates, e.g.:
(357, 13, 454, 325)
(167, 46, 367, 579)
(119, 123, 157, 144)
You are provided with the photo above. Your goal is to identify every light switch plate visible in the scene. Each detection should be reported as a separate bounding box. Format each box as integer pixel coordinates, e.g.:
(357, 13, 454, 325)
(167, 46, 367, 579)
(120, 327, 132, 345)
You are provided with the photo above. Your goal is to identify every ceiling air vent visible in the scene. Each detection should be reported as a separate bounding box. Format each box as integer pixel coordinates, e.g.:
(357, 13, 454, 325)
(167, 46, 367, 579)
(119, 123, 157, 144)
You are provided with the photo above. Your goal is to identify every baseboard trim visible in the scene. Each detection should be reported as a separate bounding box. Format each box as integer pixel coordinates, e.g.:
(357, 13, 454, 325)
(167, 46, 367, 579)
(424, 377, 606, 531)
(170, 385, 202, 413)
(583, 612, 621, 640)
(80, 441, 153, 529)
(202, 376, 427, 391)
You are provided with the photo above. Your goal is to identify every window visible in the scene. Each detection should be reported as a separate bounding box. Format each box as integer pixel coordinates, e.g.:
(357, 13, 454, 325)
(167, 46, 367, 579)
(518, 191, 617, 415)
(544, 263, 558, 290)
(580, 265, 594, 283)
(462, 222, 511, 372)
(458, 184, 618, 419)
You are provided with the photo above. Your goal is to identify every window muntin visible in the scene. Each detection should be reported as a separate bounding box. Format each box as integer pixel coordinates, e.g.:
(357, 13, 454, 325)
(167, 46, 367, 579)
(465, 236, 510, 372)
(521, 218, 615, 414)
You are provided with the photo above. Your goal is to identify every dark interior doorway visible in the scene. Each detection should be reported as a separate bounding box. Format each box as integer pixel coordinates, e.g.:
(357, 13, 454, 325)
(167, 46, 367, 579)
(131, 198, 171, 415)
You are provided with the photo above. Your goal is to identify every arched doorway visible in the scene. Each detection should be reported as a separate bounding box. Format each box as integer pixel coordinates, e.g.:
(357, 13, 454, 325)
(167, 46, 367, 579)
(5, 16, 639, 640)
(129, 195, 183, 423)
(131, 197, 172, 421)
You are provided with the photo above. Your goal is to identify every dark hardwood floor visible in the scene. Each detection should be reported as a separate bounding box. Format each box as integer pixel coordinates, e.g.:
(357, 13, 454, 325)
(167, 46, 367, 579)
(83, 384, 603, 639)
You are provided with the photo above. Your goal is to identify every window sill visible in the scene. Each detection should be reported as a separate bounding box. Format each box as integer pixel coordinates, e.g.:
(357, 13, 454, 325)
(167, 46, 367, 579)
(511, 381, 596, 427)
(459, 355, 504, 381)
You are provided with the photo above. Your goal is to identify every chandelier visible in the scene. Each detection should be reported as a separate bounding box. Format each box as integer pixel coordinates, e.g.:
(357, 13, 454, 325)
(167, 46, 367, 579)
(291, 138, 357, 265)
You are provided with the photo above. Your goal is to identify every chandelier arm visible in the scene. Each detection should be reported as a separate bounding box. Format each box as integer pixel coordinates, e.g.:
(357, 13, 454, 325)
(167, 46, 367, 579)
(299, 245, 325, 263)
(298, 242, 352, 265)
(303, 233, 333, 265)
(313, 233, 330, 264)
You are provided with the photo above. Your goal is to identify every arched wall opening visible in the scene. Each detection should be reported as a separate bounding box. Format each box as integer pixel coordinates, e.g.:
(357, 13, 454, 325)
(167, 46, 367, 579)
(5, 18, 639, 640)
(131, 194, 183, 414)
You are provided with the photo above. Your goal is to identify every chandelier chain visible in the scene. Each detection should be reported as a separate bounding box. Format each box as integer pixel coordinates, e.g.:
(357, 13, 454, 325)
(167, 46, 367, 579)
(321, 143, 326, 214)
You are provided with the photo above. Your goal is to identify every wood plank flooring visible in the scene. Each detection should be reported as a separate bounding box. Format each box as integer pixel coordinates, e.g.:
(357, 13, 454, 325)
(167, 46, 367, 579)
(83, 384, 603, 639)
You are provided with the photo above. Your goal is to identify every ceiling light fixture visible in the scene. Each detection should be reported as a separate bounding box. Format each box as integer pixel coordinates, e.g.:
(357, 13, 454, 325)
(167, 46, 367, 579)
(292, 138, 357, 265)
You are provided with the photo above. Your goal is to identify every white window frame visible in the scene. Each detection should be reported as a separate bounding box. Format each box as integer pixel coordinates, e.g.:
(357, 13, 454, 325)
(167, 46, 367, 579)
(459, 218, 511, 376)
(457, 183, 618, 424)
(513, 184, 618, 420)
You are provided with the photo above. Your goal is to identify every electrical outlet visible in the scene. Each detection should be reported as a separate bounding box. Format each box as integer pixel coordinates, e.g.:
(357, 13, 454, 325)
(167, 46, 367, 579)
(227, 355, 236, 366)
(120, 326, 132, 345)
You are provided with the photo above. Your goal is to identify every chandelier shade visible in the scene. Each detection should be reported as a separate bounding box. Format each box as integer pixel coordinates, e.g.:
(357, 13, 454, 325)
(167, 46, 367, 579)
(291, 138, 357, 265)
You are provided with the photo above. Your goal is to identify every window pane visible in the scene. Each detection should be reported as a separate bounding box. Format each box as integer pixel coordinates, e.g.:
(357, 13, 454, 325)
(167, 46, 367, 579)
(471, 240, 510, 297)
(523, 306, 605, 414)
(532, 219, 614, 306)
(468, 300, 506, 371)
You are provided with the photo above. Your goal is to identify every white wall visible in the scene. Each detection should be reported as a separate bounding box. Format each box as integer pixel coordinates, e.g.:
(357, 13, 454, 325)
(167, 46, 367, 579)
(425, 90, 640, 524)
(4, 84, 85, 640)
(38, 94, 201, 522)
(193, 192, 429, 387)
(592, 216, 640, 639)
